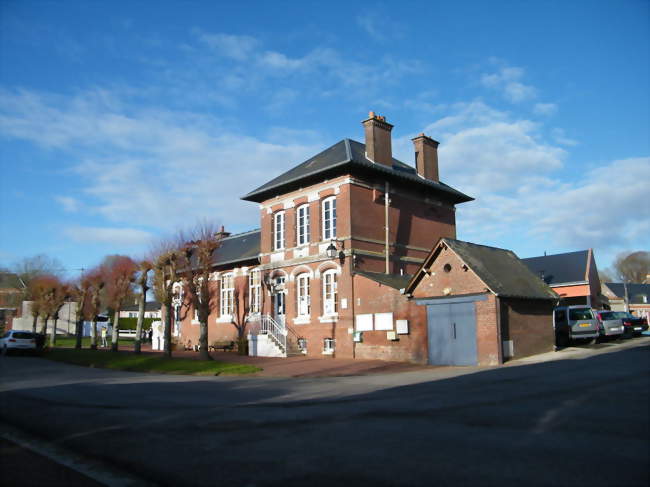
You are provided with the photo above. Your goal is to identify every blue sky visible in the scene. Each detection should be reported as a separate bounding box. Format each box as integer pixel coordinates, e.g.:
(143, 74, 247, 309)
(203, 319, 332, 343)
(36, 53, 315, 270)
(1, 0, 648, 278)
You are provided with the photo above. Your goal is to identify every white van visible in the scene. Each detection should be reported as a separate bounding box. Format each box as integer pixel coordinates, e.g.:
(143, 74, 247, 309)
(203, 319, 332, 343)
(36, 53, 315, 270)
(553, 306, 599, 345)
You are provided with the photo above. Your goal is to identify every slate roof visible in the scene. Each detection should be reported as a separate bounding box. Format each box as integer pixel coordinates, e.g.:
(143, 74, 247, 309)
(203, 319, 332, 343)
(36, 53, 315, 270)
(241, 139, 473, 204)
(210, 229, 261, 268)
(356, 270, 412, 290)
(407, 238, 558, 300)
(0, 272, 25, 290)
(604, 283, 650, 304)
(521, 250, 589, 286)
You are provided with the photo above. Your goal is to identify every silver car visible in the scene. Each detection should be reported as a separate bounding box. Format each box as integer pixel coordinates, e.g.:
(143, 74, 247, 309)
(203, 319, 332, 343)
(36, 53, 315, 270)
(553, 306, 599, 345)
(595, 310, 625, 337)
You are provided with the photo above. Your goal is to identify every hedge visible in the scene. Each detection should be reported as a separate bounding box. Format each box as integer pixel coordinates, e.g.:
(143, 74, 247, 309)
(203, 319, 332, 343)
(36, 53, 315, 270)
(114, 317, 157, 331)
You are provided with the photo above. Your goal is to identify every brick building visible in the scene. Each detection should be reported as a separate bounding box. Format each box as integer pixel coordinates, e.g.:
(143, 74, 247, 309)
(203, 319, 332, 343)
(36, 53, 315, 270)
(176, 113, 556, 365)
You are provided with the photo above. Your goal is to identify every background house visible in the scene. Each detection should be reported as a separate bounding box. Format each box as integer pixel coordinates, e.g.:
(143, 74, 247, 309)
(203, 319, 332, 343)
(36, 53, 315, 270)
(118, 301, 162, 319)
(522, 249, 602, 308)
(0, 272, 25, 331)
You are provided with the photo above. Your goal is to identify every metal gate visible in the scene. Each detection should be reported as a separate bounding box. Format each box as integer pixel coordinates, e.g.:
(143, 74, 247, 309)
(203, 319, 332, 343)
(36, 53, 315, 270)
(427, 301, 477, 366)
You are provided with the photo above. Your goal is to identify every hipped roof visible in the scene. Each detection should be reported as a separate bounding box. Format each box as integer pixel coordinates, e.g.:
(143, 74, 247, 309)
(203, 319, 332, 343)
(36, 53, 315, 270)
(242, 139, 473, 204)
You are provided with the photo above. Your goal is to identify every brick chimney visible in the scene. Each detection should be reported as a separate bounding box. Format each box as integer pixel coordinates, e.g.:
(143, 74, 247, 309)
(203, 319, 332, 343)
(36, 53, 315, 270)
(362, 111, 394, 167)
(411, 133, 440, 182)
(215, 225, 231, 240)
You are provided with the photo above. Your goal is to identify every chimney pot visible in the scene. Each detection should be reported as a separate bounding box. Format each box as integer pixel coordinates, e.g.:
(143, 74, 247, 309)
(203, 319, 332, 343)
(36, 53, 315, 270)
(362, 111, 394, 167)
(412, 133, 440, 182)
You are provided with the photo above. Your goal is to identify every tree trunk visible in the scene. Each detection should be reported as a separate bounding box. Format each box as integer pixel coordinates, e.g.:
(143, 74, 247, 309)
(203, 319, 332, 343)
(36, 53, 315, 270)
(111, 309, 119, 352)
(75, 318, 83, 349)
(41, 316, 49, 337)
(135, 294, 145, 354)
(163, 302, 172, 358)
(237, 327, 248, 356)
(50, 315, 58, 347)
(198, 319, 211, 360)
(32, 315, 38, 334)
(90, 320, 98, 350)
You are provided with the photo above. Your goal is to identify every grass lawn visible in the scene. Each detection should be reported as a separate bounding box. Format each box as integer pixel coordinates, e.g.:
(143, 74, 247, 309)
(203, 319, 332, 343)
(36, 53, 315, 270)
(50, 337, 134, 348)
(43, 349, 262, 376)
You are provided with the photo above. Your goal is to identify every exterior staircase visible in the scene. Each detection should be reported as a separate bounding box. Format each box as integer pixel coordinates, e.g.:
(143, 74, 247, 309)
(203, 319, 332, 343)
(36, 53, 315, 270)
(247, 315, 306, 358)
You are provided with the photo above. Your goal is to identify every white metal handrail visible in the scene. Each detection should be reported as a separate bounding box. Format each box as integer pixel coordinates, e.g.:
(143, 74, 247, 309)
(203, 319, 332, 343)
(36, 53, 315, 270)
(260, 315, 287, 352)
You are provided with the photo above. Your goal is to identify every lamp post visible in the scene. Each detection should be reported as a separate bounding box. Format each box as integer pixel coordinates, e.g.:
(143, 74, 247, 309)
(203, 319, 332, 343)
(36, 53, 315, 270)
(326, 241, 338, 259)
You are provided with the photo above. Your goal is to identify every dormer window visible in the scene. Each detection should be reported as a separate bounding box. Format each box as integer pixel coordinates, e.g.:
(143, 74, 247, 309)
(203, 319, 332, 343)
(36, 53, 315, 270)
(296, 204, 310, 246)
(322, 197, 336, 241)
(273, 211, 285, 250)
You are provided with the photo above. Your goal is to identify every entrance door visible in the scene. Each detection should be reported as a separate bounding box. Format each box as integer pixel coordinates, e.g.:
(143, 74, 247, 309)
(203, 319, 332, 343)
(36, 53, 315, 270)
(426, 302, 477, 366)
(273, 277, 286, 326)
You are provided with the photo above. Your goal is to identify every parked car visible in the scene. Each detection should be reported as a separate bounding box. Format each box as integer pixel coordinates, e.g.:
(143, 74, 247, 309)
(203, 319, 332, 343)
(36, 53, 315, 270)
(619, 312, 649, 336)
(594, 311, 625, 337)
(0, 330, 37, 355)
(553, 306, 599, 345)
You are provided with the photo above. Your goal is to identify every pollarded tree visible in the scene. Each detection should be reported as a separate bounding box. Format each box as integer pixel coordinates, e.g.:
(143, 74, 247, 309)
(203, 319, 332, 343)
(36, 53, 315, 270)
(179, 222, 222, 360)
(85, 268, 105, 350)
(103, 256, 137, 352)
(153, 241, 182, 358)
(134, 260, 152, 354)
(32, 275, 62, 338)
(230, 270, 264, 355)
(71, 272, 95, 349)
(49, 282, 71, 347)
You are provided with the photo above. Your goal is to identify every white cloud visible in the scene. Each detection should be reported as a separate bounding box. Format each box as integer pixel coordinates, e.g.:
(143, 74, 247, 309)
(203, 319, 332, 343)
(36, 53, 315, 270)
(0, 88, 323, 232)
(63, 226, 154, 245)
(480, 65, 537, 103)
(55, 196, 80, 212)
(551, 127, 578, 146)
(533, 103, 558, 116)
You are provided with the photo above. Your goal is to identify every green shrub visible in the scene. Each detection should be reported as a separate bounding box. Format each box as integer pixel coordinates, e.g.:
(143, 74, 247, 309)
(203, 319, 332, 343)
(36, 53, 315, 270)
(114, 317, 156, 330)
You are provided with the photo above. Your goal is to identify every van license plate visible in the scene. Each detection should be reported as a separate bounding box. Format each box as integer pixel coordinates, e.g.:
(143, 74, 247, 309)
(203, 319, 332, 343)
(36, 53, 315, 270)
(634, 327, 641, 330)
(579, 323, 591, 328)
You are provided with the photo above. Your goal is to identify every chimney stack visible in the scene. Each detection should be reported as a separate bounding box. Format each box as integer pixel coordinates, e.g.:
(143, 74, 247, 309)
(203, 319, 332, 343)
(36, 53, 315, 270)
(362, 111, 394, 167)
(411, 133, 439, 182)
(215, 225, 231, 240)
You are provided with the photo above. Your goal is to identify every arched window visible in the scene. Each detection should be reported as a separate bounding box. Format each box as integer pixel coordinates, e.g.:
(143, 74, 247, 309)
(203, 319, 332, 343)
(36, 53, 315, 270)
(322, 269, 338, 316)
(322, 197, 336, 241)
(296, 204, 310, 246)
(220, 273, 234, 317)
(273, 211, 285, 250)
(296, 273, 310, 317)
(249, 269, 261, 313)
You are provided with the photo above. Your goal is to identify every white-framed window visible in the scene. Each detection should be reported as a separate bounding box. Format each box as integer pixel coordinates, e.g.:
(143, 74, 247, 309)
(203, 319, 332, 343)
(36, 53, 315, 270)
(249, 269, 261, 313)
(296, 273, 310, 317)
(129, 312, 137, 318)
(273, 211, 285, 250)
(296, 204, 310, 246)
(322, 197, 336, 241)
(220, 273, 234, 316)
(322, 269, 338, 316)
(323, 338, 335, 354)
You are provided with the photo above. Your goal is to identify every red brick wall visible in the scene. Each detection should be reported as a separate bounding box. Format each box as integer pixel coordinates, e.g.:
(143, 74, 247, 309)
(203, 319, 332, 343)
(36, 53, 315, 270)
(500, 298, 555, 360)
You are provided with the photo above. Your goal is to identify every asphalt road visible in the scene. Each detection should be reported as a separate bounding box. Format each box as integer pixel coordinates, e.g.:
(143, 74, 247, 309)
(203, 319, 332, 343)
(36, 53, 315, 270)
(1, 339, 648, 487)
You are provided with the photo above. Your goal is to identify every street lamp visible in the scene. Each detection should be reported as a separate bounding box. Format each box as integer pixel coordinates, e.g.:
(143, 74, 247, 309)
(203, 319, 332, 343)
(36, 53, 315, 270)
(326, 241, 337, 259)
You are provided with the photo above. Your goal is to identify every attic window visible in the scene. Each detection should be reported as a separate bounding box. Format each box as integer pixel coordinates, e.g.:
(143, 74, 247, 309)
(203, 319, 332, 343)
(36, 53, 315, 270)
(443, 263, 452, 273)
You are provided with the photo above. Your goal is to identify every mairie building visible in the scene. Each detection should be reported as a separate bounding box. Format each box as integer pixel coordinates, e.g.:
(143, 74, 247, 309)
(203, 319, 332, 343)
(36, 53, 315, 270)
(176, 113, 558, 366)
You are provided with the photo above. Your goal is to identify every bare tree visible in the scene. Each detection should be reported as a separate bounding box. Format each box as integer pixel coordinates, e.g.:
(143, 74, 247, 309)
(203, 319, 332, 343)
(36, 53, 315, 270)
(72, 272, 94, 349)
(32, 275, 61, 339)
(134, 260, 152, 354)
(86, 269, 105, 350)
(153, 241, 182, 358)
(49, 283, 71, 347)
(103, 256, 137, 352)
(179, 222, 222, 360)
(13, 254, 64, 292)
(230, 273, 253, 355)
(613, 251, 650, 283)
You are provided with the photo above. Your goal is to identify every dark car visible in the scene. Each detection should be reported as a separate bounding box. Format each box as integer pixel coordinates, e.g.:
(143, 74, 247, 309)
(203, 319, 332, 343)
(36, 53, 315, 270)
(620, 312, 648, 336)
